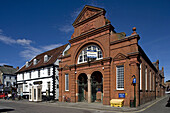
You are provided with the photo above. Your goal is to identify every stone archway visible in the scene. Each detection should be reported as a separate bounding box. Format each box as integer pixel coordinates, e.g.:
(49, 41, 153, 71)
(78, 73, 88, 102)
(91, 71, 103, 102)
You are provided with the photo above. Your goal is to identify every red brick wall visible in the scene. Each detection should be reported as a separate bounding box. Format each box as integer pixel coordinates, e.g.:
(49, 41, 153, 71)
(58, 6, 159, 107)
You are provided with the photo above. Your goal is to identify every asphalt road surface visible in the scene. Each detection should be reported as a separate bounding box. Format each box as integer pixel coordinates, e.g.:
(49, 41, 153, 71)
(0, 95, 170, 113)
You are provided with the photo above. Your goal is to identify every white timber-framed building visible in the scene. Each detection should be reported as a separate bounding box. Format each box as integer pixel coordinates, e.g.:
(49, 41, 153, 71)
(16, 44, 70, 101)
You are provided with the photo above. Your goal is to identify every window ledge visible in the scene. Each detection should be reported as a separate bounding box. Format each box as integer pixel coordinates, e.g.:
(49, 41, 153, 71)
(116, 89, 124, 91)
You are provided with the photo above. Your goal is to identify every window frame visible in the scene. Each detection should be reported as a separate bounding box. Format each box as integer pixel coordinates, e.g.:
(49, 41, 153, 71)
(140, 63, 142, 90)
(77, 45, 103, 64)
(150, 71, 152, 91)
(145, 67, 147, 91)
(116, 65, 124, 90)
(29, 72, 31, 79)
(48, 67, 51, 76)
(65, 74, 69, 91)
(38, 70, 40, 77)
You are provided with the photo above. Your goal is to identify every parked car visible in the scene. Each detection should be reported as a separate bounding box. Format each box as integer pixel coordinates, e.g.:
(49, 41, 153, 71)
(0, 93, 8, 99)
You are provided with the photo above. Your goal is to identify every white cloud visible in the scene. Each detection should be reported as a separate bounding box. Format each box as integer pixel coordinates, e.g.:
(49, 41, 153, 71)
(20, 44, 63, 60)
(42, 43, 63, 51)
(16, 39, 32, 45)
(0, 33, 32, 46)
(20, 46, 42, 60)
(58, 25, 74, 33)
(0, 29, 3, 34)
(0, 35, 16, 44)
(0, 29, 63, 61)
(0, 63, 10, 66)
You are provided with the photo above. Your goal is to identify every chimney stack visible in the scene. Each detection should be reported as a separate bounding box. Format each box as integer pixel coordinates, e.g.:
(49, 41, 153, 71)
(16, 66, 19, 70)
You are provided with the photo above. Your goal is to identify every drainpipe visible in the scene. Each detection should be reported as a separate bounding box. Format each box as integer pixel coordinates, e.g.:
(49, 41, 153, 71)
(52, 65, 56, 100)
(138, 63, 140, 106)
(155, 73, 156, 99)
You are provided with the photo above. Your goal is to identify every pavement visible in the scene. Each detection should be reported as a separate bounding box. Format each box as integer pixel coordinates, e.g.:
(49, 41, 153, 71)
(0, 94, 169, 113)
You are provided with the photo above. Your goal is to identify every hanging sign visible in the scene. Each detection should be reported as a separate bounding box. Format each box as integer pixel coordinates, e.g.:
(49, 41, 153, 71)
(133, 78, 136, 84)
(87, 50, 97, 58)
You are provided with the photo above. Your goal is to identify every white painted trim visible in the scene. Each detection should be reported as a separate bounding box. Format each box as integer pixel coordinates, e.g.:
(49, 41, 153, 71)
(116, 66, 124, 90)
(140, 64, 142, 90)
(145, 67, 147, 90)
(65, 74, 69, 91)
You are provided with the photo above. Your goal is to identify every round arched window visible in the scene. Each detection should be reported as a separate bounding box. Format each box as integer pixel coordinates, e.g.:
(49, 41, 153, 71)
(77, 45, 103, 64)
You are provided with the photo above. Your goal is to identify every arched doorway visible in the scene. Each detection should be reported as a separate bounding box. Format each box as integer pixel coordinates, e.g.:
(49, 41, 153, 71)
(91, 71, 103, 102)
(78, 73, 88, 102)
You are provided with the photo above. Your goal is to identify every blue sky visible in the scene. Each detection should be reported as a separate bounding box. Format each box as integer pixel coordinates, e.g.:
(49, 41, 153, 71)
(0, 0, 169, 81)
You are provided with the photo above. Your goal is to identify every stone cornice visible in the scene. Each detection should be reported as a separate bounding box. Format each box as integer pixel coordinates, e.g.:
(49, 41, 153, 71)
(110, 34, 140, 45)
(58, 54, 71, 59)
(59, 57, 112, 71)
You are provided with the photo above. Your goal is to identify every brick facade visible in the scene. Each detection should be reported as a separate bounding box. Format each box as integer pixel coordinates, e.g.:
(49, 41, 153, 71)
(58, 5, 165, 107)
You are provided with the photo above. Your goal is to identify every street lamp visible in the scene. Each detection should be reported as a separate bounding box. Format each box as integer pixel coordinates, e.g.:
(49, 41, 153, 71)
(132, 75, 136, 107)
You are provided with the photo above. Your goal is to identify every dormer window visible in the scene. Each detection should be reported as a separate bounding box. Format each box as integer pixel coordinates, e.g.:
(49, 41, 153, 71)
(33, 59, 38, 65)
(26, 61, 29, 67)
(44, 55, 50, 62)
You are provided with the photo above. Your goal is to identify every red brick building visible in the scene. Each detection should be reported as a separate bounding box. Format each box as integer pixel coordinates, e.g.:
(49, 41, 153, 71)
(58, 5, 164, 106)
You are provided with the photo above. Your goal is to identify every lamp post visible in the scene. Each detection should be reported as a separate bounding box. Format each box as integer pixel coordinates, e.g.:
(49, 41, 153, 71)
(132, 75, 136, 107)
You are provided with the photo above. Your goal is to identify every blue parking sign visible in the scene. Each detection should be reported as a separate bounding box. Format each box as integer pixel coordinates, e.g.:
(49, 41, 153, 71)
(119, 93, 125, 98)
(133, 78, 136, 84)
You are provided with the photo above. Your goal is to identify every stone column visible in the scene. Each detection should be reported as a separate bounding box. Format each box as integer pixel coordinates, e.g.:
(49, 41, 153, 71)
(87, 74, 91, 103)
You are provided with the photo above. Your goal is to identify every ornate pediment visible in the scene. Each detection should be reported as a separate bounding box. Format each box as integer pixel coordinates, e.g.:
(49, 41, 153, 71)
(113, 53, 127, 61)
(73, 5, 105, 26)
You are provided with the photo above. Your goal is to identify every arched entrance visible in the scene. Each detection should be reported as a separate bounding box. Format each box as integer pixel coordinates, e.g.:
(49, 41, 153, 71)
(91, 71, 103, 102)
(78, 73, 88, 102)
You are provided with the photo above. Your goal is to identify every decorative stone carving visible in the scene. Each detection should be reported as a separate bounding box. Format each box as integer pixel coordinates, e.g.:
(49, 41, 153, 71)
(80, 21, 95, 34)
(79, 10, 97, 22)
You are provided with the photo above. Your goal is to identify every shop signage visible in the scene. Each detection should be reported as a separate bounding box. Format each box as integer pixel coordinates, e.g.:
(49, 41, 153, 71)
(87, 50, 97, 58)
(118, 93, 125, 98)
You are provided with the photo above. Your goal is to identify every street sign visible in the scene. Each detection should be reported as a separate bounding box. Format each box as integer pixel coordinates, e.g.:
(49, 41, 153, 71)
(118, 93, 125, 98)
(87, 50, 97, 58)
(133, 78, 136, 84)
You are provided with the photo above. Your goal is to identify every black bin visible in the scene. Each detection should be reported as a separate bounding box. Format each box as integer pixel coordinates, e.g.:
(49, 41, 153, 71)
(130, 100, 134, 107)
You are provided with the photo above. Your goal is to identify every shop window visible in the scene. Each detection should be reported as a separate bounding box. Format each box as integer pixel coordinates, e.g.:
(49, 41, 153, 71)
(65, 74, 69, 91)
(116, 65, 124, 90)
(77, 45, 103, 64)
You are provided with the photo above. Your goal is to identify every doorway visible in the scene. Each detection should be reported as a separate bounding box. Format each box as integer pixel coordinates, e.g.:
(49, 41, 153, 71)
(78, 73, 88, 102)
(91, 71, 103, 102)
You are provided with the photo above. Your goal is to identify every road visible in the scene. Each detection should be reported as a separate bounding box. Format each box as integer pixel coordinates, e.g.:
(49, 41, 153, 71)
(0, 95, 169, 113)
(138, 95, 170, 113)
